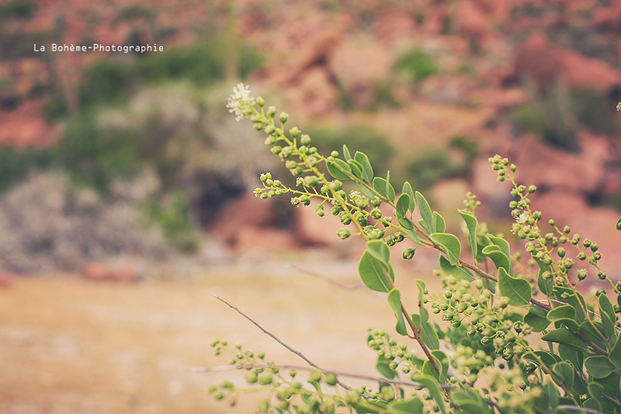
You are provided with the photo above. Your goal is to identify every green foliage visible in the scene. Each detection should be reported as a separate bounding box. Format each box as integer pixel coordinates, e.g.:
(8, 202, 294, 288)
(144, 191, 199, 252)
(79, 60, 137, 108)
(395, 49, 438, 82)
(0, 1, 37, 20)
(0, 146, 54, 194)
(55, 113, 146, 194)
(210, 84, 621, 414)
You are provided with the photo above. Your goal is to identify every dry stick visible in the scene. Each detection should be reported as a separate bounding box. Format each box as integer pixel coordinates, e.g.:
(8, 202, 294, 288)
(286, 263, 364, 291)
(212, 295, 355, 392)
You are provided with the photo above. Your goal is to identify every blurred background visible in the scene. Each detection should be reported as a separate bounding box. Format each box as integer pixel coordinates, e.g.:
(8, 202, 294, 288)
(2, 0, 621, 412)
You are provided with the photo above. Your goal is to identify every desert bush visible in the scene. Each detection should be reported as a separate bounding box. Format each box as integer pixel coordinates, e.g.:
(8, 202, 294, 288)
(206, 84, 621, 414)
(395, 49, 438, 83)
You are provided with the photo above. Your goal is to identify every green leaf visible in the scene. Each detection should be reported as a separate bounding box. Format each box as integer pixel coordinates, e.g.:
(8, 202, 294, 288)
(542, 328, 589, 352)
(415, 191, 432, 233)
(547, 305, 579, 332)
(373, 177, 388, 199)
(488, 235, 511, 262)
(585, 355, 615, 379)
(599, 294, 616, 339)
(536, 259, 554, 297)
(347, 159, 365, 180)
(388, 397, 423, 414)
(552, 288, 587, 324)
(579, 321, 607, 351)
(400, 223, 423, 245)
(411, 314, 440, 350)
(410, 374, 446, 414)
(396, 194, 410, 217)
(617, 217, 621, 231)
(609, 335, 621, 369)
(342, 144, 352, 161)
(356, 182, 376, 200)
(551, 361, 574, 390)
(439, 255, 474, 281)
(376, 354, 397, 379)
(366, 240, 390, 267)
(523, 350, 561, 369)
(458, 210, 478, 260)
(354, 151, 373, 183)
(402, 182, 415, 213)
(415, 280, 428, 325)
(430, 233, 461, 266)
(481, 245, 511, 273)
(385, 171, 395, 203)
(431, 350, 449, 382)
(388, 289, 407, 336)
(432, 211, 445, 233)
(525, 306, 551, 332)
(327, 158, 352, 180)
(498, 267, 531, 306)
(358, 251, 393, 293)
(558, 344, 583, 372)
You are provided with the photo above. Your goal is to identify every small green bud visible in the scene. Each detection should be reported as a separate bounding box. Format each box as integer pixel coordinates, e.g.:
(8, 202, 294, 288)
(325, 373, 337, 386)
(577, 269, 588, 280)
(591, 243, 599, 252)
(528, 185, 537, 193)
(337, 228, 351, 239)
(256, 96, 265, 107)
(331, 206, 340, 216)
(309, 369, 322, 382)
(557, 248, 566, 258)
(596, 289, 606, 297)
(279, 112, 288, 124)
(258, 374, 273, 385)
(598, 271, 607, 280)
(563, 225, 571, 234)
(246, 372, 258, 383)
(255, 123, 265, 131)
(267, 106, 276, 118)
(289, 126, 300, 139)
(300, 134, 311, 146)
(403, 248, 415, 260)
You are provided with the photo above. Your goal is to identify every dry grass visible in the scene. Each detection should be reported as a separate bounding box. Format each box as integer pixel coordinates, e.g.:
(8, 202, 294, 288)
(0, 260, 440, 414)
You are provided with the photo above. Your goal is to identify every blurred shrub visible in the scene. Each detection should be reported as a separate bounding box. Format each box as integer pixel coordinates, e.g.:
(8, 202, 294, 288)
(510, 80, 579, 152)
(571, 87, 619, 135)
(136, 39, 263, 85)
(54, 114, 147, 194)
(79, 60, 137, 108)
(400, 138, 477, 191)
(144, 190, 199, 252)
(0, 1, 37, 20)
(395, 49, 438, 82)
(0, 146, 54, 194)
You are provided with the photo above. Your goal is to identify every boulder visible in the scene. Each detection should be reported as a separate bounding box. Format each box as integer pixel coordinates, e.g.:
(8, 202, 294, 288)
(208, 193, 276, 245)
(510, 135, 607, 195)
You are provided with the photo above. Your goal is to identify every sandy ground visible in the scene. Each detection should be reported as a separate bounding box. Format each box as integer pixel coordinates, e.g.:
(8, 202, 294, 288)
(0, 258, 441, 414)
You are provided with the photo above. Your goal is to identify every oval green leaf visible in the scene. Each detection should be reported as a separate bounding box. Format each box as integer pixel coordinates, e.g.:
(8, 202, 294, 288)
(585, 355, 615, 379)
(542, 328, 589, 352)
(439, 255, 474, 282)
(358, 251, 393, 292)
(402, 181, 416, 213)
(354, 151, 374, 183)
(458, 209, 478, 260)
(415, 191, 432, 233)
(387, 289, 407, 336)
(430, 233, 461, 266)
(498, 267, 531, 306)
(396, 193, 410, 217)
(326, 158, 352, 180)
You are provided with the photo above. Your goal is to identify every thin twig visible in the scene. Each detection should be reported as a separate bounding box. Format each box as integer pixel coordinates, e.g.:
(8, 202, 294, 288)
(286, 263, 364, 291)
(213, 295, 354, 391)
(554, 405, 606, 414)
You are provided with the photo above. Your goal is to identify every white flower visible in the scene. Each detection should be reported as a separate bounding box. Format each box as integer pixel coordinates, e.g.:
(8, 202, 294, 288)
(516, 212, 529, 224)
(227, 83, 255, 121)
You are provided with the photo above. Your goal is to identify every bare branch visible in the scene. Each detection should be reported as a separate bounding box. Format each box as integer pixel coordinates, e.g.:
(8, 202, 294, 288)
(212, 295, 355, 391)
(286, 263, 364, 291)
